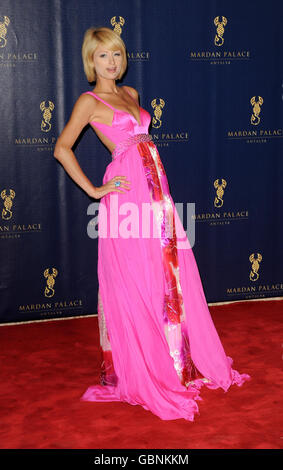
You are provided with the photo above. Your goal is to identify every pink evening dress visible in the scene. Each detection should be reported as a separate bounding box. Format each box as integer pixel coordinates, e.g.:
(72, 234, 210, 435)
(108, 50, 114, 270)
(80, 87, 251, 421)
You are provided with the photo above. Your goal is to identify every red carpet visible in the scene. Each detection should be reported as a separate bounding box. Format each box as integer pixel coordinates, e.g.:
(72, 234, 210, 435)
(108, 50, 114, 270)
(0, 299, 282, 449)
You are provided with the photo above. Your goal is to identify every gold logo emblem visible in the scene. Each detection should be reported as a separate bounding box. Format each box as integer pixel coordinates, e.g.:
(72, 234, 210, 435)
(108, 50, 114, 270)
(214, 16, 227, 47)
(1, 189, 15, 220)
(44, 268, 58, 297)
(250, 96, 263, 126)
(40, 101, 54, 132)
(249, 253, 262, 281)
(110, 16, 125, 35)
(151, 98, 165, 129)
(213, 179, 227, 207)
(0, 16, 10, 48)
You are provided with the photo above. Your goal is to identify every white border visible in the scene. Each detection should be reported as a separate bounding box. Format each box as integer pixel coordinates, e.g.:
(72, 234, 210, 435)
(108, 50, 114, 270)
(0, 296, 282, 327)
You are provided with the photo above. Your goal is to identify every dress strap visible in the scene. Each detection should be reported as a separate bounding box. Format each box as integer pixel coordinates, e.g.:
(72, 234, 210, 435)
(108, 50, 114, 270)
(82, 91, 115, 110)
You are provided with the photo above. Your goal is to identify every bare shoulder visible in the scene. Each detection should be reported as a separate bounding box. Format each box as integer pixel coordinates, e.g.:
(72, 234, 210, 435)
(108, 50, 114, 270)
(122, 85, 139, 102)
(54, 93, 97, 149)
(65, 92, 98, 127)
(73, 92, 97, 113)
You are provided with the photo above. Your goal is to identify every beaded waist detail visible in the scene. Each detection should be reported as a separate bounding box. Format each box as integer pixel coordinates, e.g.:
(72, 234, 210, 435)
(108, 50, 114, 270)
(111, 133, 153, 160)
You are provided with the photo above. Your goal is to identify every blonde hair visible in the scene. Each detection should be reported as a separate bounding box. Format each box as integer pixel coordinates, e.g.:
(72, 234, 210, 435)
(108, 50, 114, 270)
(82, 26, 127, 82)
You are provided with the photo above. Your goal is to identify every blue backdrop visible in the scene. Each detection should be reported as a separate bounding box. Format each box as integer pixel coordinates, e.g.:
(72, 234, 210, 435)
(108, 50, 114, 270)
(0, 0, 282, 323)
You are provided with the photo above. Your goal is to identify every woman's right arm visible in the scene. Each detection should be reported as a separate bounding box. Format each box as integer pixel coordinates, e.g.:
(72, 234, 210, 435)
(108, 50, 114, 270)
(53, 94, 131, 199)
(53, 94, 99, 198)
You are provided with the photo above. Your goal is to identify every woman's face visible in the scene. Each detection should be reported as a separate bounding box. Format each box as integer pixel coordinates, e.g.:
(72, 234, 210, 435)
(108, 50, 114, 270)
(92, 44, 123, 80)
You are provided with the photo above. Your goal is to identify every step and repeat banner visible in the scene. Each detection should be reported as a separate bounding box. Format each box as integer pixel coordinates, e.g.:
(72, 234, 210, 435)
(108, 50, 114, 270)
(0, 0, 282, 323)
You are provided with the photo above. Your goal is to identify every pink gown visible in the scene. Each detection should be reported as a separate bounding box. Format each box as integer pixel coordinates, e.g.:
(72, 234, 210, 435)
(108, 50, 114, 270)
(80, 88, 250, 421)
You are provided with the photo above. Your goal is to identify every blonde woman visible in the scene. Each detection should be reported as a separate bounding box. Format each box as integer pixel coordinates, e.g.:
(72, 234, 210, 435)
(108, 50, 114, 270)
(54, 27, 250, 421)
